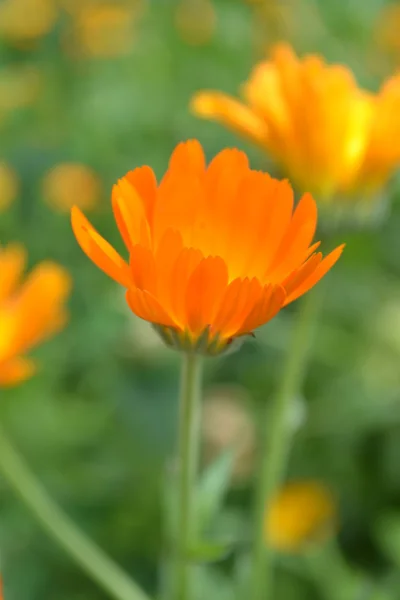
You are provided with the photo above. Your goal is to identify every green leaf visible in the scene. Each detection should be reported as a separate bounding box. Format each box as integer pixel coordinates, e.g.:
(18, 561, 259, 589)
(196, 448, 236, 533)
(187, 540, 232, 563)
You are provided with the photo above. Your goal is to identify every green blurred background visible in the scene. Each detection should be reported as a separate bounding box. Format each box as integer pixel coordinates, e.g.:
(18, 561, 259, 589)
(2, 0, 400, 598)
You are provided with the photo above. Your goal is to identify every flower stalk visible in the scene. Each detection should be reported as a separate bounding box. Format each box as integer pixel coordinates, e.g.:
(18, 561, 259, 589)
(0, 423, 150, 600)
(175, 352, 203, 600)
(251, 287, 323, 600)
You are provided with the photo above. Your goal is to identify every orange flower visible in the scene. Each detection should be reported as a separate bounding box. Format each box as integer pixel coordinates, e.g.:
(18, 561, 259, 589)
(175, 0, 216, 46)
(71, 140, 343, 355)
(42, 163, 101, 212)
(191, 43, 400, 201)
(63, 1, 143, 59)
(0, 244, 71, 386)
(265, 481, 336, 552)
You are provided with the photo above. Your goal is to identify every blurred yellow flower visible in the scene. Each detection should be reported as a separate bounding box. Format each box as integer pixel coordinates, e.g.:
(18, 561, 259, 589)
(0, 66, 41, 120)
(42, 163, 101, 212)
(64, 1, 143, 59)
(0, 244, 71, 387)
(175, 0, 216, 46)
(191, 43, 400, 202)
(0, 163, 19, 211)
(0, 0, 57, 45)
(265, 481, 336, 552)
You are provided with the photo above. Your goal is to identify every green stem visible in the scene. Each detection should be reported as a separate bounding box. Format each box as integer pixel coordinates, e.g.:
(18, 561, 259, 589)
(251, 288, 323, 600)
(0, 424, 150, 600)
(176, 352, 203, 600)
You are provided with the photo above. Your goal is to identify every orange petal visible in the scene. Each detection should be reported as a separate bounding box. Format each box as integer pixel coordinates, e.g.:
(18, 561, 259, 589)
(285, 244, 345, 304)
(130, 245, 157, 294)
(126, 288, 176, 328)
(185, 256, 228, 335)
(124, 165, 157, 224)
(191, 91, 269, 147)
(169, 248, 204, 327)
(282, 252, 322, 302)
(10, 262, 71, 356)
(71, 206, 131, 287)
(154, 169, 204, 248)
(167, 139, 206, 178)
(154, 229, 184, 313)
(112, 180, 151, 250)
(0, 243, 26, 302)
(267, 192, 317, 276)
(213, 277, 263, 339)
(259, 179, 295, 273)
(238, 284, 286, 334)
(267, 221, 319, 283)
(0, 356, 36, 387)
(199, 148, 250, 258)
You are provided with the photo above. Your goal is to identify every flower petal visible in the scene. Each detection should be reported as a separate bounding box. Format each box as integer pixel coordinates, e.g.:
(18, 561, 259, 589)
(0, 356, 36, 387)
(282, 252, 322, 302)
(169, 248, 204, 327)
(238, 284, 286, 334)
(191, 91, 269, 147)
(126, 288, 176, 328)
(130, 245, 157, 295)
(112, 179, 151, 250)
(285, 244, 345, 304)
(71, 206, 131, 287)
(0, 243, 26, 302)
(10, 262, 71, 356)
(267, 192, 318, 278)
(185, 256, 228, 335)
(213, 277, 263, 339)
(124, 165, 157, 224)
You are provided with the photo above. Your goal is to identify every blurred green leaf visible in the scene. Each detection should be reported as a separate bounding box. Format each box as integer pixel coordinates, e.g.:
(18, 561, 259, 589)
(374, 512, 400, 567)
(195, 448, 236, 533)
(187, 539, 232, 563)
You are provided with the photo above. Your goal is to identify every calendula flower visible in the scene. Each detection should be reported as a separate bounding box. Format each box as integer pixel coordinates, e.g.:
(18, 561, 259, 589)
(265, 481, 336, 552)
(0, 244, 71, 387)
(191, 43, 400, 204)
(71, 140, 343, 355)
(42, 163, 101, 213)
(0, 163, 19, 211)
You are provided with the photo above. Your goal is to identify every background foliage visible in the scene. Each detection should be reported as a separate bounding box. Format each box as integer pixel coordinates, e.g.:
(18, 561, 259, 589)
(2, 0, 400, 598)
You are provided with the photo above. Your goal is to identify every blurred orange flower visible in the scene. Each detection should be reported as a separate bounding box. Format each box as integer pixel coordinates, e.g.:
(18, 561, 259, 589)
(64, 1, 143, 59)
(191, 43, 400, 201)
(42, 163, 101, 212)
(0, 0, 57, 45)
(265, 481, 336, 552)
(175, 0, 216, 46)
(0, 163, 19, 211)
(0, 245, 71, 387)
(72, 140, 343, 354)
